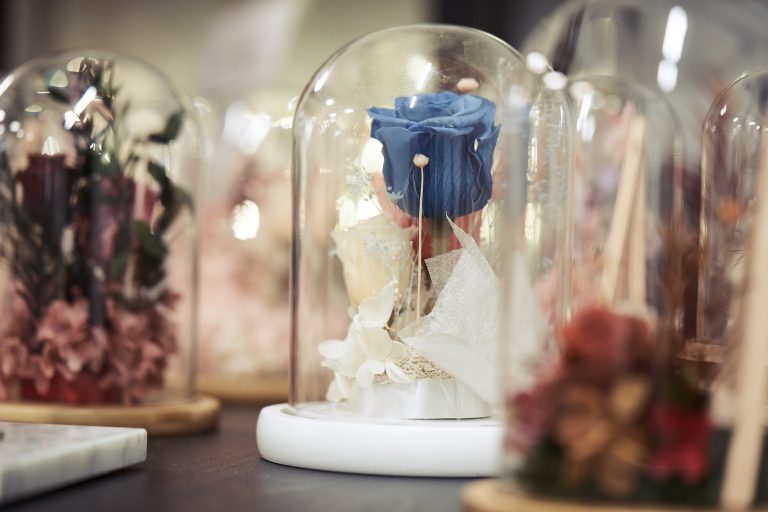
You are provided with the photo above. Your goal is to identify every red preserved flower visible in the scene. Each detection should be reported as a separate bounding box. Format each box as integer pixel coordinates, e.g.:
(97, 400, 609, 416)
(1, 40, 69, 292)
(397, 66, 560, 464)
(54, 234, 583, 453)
(74, 174, 157, 265)
(649, 404, 711, 484)
(560, 306, 654, 382)
(16, 154, 75, 228)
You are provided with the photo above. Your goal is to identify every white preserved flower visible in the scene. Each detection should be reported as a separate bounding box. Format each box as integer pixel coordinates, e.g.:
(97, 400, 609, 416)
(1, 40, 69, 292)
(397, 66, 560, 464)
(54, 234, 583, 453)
(319, 282, 411, 401)
(331, 214, 415, 308)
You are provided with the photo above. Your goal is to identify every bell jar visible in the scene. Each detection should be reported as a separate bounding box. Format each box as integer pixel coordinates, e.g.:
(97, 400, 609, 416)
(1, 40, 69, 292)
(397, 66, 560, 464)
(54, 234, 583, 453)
(257, 24, 535, 476)
(523, 2, 768, 341)
(0, 50, 217, 434)
(524, 0, 768, 168)
(196, 88, 295, 402)
(699, 72, 768, 347)
(500, 75, 736, 507)
(695, 71, 768, 509)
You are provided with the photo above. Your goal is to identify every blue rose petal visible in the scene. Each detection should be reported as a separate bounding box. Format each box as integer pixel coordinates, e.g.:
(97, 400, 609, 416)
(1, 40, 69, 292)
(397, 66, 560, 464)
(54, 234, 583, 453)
(369, 91, 499, 218)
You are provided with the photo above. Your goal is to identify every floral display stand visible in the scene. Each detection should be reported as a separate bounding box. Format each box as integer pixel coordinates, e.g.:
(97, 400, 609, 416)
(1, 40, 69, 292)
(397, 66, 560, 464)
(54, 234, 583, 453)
(462, 480, 758, 512)
(0, 395, 220, 435)
(197, 375, 287, 404)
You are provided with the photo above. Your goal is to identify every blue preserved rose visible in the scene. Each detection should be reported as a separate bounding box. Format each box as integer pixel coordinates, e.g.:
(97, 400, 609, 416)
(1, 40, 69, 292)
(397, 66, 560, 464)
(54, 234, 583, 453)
(368, 91, 500, 218)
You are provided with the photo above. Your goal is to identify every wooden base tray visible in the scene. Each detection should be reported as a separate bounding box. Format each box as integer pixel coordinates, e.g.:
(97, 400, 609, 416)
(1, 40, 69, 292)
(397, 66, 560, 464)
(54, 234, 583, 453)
(0, 394, 221, 435)
(196, 374, 288, 404)
(462, 479, 765, 512)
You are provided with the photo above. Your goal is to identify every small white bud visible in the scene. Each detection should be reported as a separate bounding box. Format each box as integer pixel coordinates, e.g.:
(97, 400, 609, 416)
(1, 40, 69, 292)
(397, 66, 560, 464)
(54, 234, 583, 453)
(412, 154, 429, 168)
(457, 77, 479, 93)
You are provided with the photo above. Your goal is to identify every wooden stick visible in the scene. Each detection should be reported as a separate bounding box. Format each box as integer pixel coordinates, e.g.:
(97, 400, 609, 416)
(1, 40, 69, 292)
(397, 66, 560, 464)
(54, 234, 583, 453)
(600, 116, 647, 304)
(720, 132, 768, 510)
(628, 151, 646, 307)
(413, 155, 428, 320)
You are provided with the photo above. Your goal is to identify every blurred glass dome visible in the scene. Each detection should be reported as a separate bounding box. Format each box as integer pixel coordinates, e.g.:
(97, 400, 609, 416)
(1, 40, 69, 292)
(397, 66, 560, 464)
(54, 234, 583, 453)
(0, 50, 201, 406)
(195, 88, 296, 398)
(524, 0, 768, 166)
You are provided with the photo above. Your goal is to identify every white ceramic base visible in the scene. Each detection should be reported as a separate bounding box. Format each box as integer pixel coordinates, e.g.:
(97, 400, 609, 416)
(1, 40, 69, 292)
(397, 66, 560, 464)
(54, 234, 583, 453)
(0, 421, 147, 505)
(256, 403, 502, 477)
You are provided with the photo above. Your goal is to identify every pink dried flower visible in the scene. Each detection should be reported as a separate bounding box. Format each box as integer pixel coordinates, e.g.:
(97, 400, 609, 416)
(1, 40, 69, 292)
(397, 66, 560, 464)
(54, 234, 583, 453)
(505, 383, 550, 455)
(0, 283, 178, 405)
(100, 297, 178, 404)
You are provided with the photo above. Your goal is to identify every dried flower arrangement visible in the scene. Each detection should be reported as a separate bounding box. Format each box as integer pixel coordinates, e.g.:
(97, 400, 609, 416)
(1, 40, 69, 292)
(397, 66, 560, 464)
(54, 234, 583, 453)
(506, 304, 722, 504)
(0, 58, 191, 404)
(503, 98, 741, 504)
(318, 80, 505, 418)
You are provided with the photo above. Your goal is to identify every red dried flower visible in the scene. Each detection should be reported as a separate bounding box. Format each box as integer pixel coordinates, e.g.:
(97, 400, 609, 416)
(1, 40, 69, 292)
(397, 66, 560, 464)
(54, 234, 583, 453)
(649, 405, 711, 484)
(560, 306, 654, 382)
(16, 154, 74, 226)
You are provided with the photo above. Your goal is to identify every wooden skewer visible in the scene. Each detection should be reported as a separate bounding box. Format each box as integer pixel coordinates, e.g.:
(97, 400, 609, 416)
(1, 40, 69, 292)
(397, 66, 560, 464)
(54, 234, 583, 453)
(413, 154, 429, 320)
(600, 116, 647, 305)
(720, 131, 768, 511)
(627, 150, 646, 307)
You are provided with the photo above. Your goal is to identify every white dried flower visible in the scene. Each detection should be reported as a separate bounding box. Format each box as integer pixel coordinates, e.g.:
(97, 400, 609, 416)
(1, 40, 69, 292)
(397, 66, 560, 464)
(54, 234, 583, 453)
(412, 154, 429, 168)
(457, 77, 479, 93)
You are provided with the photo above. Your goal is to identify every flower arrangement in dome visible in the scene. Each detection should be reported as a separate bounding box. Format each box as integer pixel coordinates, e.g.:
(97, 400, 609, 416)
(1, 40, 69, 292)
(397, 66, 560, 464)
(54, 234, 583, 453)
(506, 305, 719, 504)
(0, 58, 191, 404)
(318, 77, 506, 419)
(504, 102, 725, 504)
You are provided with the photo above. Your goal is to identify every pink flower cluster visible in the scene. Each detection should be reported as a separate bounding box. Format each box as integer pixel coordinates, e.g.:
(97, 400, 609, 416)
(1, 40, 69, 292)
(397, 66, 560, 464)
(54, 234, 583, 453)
(0, 285, 177, 405)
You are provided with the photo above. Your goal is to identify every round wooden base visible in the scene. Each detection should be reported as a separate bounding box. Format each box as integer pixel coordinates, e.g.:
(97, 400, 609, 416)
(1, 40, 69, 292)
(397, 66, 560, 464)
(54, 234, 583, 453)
(0, 394, 221, 435)
(462, 479, 747, 512)
(196, 374, 287, 404)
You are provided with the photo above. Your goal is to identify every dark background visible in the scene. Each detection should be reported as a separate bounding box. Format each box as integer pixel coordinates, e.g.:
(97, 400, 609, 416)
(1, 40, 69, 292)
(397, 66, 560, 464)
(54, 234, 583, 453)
(0, 0, 567, 92)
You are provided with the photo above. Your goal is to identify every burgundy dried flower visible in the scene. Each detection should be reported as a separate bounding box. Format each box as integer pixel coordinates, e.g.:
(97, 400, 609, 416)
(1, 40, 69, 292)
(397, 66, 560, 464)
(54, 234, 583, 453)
(74, 174, 157, 265)
(16, 154, 74, 230)
(649, 405, 711, 484)
(560, 306, 654, 382)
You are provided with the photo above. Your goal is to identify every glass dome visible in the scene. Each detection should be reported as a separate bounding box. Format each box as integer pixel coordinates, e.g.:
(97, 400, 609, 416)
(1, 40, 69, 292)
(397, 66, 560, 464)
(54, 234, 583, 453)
(196, 88, 295, 400)
(500, 76, 733, 506)
(692, 70, 768, 510)
(0, 50, 200, 407)
(524, 0, 768, 164)
(699, 71, 768, 347)
(289, 24, 527, 422)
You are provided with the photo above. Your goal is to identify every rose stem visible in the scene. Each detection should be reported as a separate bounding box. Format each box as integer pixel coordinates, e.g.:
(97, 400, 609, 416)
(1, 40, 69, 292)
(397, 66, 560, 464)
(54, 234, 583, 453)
(413, 154, 429, 320)
(428, 217, 451, 257)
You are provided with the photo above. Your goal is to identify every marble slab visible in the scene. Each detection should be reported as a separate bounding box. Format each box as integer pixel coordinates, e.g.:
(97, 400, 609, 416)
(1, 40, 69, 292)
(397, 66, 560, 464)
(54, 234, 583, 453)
(0, 421, 147, 505)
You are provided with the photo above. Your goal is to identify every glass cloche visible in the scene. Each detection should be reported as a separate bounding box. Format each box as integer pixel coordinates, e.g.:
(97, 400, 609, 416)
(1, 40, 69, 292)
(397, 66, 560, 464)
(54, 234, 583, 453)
(695, 71, 768, 509)
(257, 24, 542, 477)
(523, 0, 768, 166)
(196, 88, 295, 401)
(500, 75, 738, 507)
(0, 50, 210, 431)
(699, 71, 768, 347)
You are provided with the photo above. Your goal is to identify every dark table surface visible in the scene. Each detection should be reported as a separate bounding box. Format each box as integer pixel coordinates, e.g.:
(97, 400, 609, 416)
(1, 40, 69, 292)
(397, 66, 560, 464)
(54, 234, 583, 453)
(5, 405, 472, 512)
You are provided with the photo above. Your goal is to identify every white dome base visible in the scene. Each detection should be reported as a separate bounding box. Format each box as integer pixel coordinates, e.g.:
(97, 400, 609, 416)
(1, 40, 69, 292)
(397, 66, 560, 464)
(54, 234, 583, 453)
(256, 403, 502, 477)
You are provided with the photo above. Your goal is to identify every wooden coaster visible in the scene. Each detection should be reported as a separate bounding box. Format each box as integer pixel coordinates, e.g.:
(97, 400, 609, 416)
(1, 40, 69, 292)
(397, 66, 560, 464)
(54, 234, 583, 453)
(196, 374, 288, 404)
(0, 394, 221, 435)
(462, 479, 758, 512)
